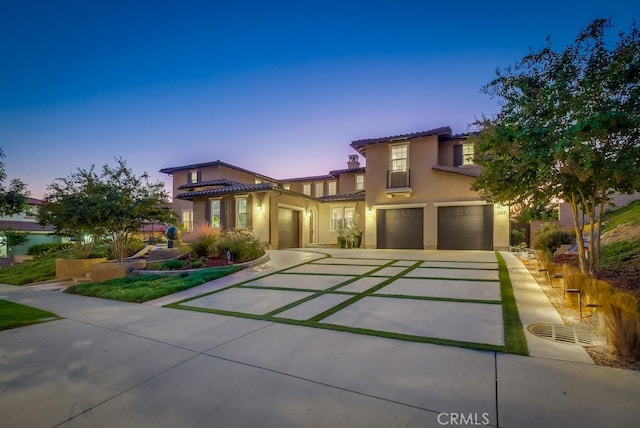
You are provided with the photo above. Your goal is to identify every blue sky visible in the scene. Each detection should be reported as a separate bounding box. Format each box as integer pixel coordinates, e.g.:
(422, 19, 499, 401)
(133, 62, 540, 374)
(1, 0, 638, 198)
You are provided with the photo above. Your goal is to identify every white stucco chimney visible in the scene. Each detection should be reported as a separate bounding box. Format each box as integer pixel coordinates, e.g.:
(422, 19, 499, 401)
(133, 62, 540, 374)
(347, 155, 360, 169)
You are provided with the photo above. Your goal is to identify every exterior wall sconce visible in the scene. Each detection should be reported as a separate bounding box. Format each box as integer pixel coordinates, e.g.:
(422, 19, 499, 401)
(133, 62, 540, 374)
(306, 210, 311, 217)
(256, 204, 262, 212)
(367, 208, 373, 216)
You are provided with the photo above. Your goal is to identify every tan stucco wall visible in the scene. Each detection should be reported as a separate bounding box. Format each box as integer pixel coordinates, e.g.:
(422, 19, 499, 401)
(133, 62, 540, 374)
(363, 135, 508, 249)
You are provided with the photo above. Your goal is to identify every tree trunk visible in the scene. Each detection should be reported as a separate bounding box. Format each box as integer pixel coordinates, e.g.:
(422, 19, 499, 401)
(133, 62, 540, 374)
(568, 193, 588, 275)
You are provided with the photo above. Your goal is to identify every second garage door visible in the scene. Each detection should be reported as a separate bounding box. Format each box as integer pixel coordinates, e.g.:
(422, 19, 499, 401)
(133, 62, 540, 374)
(278, 208, 300, 249)
(377, 208, 424, 249)
(437, 205, 493, 250)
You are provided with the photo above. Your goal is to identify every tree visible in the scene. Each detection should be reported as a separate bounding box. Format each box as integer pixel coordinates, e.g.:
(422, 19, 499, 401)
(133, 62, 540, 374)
(38, 159, 175, 261)
(0, 229, 29, 255)
(0, 148, 29, 217)
(472, 18, 640, 276)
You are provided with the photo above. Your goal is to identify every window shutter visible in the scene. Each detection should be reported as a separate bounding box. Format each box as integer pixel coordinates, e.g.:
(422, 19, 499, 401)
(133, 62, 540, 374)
(197, 171, 202, 183)
(453, 145, 463, 167)
(204, 201, 211, 226)
(220, 199, 227, 229)
(246, 196, 253, 228)
(229, 198, 236, 229)
(187, 173, 192, 184)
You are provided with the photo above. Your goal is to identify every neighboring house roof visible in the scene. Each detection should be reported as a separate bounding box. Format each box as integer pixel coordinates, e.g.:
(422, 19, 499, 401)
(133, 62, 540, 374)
(0, 220, 55, 232)
(175, 183, 275, 200)
(432, 165, 481, 178)
(27, 197, 43, 205)
(318, 192, 366, 202)
(350, 126, 453, 154)
(177, 179, 242, 190)
(160, 160, 278, 183)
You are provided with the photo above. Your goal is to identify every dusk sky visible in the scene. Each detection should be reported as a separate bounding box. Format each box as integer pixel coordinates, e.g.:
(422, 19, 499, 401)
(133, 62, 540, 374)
(1, 1, 639, 199)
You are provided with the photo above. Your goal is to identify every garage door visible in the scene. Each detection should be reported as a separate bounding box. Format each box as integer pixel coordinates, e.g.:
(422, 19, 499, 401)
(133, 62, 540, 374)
(377, 208, 423, 249)
(437, 205, 493, 250)
(278, 208, 300, 249)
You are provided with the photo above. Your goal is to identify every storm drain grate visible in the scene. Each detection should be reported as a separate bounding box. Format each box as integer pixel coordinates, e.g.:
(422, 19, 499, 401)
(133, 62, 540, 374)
(527, 323, 594, 347)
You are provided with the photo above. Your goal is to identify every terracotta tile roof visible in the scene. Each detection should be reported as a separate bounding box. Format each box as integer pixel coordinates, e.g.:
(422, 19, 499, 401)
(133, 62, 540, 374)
(279, 175, 335, 183)
(160, 160, 277, 182)
(0, 220, 55, 232)
(350, 126, 453, 154)
(431, 164, 481, 178)
(328, 167, 366, 176)
(175, 183, 274, 200)
(318, 192, 366, 202)
(177, 179, 242, 190)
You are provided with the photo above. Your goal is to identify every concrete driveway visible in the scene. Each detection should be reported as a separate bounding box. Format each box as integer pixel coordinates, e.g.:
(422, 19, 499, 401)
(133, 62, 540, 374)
(1, 249, 639, 427)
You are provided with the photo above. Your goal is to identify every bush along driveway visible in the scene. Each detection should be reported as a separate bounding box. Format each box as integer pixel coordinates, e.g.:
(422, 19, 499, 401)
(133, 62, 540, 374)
(168, 251, 528, 355)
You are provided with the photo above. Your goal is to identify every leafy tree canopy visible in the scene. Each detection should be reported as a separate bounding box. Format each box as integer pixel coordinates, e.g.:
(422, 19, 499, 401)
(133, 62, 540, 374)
(471, 18, 640, 275)
(0, 148, 29, 217)
(38, 158, 175, 261)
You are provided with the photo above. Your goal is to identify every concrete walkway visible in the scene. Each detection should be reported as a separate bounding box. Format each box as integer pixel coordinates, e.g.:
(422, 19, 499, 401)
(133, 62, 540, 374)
(0, 250, 639, 427)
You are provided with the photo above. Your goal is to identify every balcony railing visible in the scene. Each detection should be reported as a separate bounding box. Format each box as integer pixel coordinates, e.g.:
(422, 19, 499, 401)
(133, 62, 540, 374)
(387, 169, 411, 189)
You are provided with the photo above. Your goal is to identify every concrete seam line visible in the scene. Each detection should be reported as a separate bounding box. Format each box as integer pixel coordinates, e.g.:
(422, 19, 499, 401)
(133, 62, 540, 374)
(203, 353, 445, 416)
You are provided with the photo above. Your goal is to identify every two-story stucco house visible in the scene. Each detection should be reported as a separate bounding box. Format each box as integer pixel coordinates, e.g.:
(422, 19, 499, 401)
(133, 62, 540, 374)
(160, 126, 510, 250)
(0, 197, 60, 258)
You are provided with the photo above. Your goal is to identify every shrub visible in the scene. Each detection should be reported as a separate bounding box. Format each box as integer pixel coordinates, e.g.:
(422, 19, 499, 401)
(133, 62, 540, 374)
(214, 229, 265, 263)
(182, 222, 220, 258)
(534, 223, 572, 254)
(562, 264, 640, 357)
(27, 242, 73, 256)
(604, 293, 640, 357)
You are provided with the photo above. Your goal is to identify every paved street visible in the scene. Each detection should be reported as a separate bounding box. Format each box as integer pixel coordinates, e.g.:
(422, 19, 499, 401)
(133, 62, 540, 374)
(1, 250, 639, 427)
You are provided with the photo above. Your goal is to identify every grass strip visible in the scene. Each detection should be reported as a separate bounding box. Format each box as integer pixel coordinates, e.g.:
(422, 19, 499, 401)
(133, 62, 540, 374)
(367, 293, 502, 305)
(263, 261, 398, 317)
(168, 303, 504, 353)
(496, 251, 529, 355)
(65, 266, 243, 303)
(308, 261, 423, 322)
(0, 300, 60, 331)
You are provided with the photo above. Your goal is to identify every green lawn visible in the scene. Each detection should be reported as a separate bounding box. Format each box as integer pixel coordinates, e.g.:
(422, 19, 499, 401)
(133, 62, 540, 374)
(0, 300, 59, 331)
(65, 266, 244, 303)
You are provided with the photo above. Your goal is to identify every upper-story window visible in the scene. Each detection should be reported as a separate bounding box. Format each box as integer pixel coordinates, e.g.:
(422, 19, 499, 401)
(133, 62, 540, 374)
(327, 181, 337, 196)
(463, 143, 475, 166)
(24, 206, 37, 218)
(390, 144, 408, 171)
(355, 174, 365, 191)
(315, 182, 324, 197)
(454, 143, 475, 167)
(188, 170, 200, 184)
(388, 143, 410, 189)
(283, 183, 291, 190)
(255, 178, 262, 184)
(302, 183, 311, 195)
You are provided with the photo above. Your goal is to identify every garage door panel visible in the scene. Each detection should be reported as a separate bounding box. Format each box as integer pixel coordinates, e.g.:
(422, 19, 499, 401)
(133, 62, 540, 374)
(278, 208, 300, 249)
(377, 208, 423, 249)
(438, 205, 493, 250)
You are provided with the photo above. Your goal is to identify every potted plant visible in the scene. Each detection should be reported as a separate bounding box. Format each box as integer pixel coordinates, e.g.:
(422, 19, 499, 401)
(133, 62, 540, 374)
(335, 219, 347, 248)
(347, 213, 362, 248)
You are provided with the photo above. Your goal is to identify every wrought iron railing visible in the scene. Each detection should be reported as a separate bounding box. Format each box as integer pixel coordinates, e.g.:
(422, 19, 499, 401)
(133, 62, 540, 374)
(387, 169, 411, 189)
